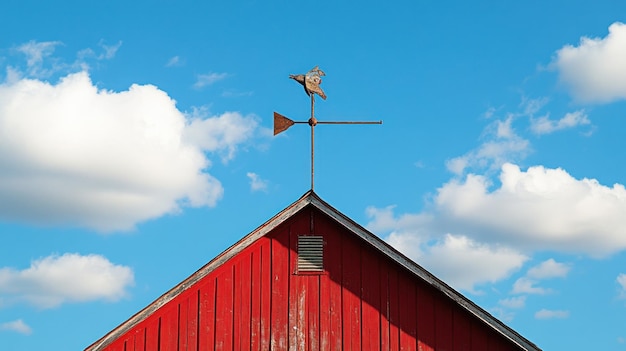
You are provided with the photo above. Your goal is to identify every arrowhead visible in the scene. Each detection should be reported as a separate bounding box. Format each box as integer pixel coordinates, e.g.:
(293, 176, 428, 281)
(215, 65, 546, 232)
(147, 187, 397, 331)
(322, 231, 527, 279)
(274, 112, 295, 135)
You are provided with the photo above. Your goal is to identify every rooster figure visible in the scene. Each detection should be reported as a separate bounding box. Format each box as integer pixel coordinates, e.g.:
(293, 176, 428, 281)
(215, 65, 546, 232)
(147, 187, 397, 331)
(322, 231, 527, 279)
(289, 66, 327, 100)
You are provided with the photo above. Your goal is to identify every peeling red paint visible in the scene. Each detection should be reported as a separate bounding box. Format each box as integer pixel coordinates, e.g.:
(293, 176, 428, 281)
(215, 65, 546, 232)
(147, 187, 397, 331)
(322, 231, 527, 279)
(86, 192, 540, 351)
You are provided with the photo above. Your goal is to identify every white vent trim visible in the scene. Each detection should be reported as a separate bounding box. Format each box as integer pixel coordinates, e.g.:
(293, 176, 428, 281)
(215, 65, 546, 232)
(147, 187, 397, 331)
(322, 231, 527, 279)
(297, 235, 324, 272)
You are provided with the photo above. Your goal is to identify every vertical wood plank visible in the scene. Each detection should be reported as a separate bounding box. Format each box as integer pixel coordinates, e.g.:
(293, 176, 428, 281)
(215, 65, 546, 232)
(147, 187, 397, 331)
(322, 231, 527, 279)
(270, 227, 290, 350)
(233, 260, 241, 351)
(179, 296, 189, 351)
(416, 282, 435, 351)
(307, 211, 321, 351)
(320, 268, 331, 351)
(289, 239, 305, 351)
(106, 338, 125, 351)
(134, 326, 146, 351)
(470, 321, 490, 351)
(260, 240, 272, 351)
(290, 273, 307, 351)
(398, 272, 417, 351)
(144, 316, 159, 351)
(490, 333, 516, 351)
(126, 338, 132, 351)
(250, 248, 262, 351)
(434, 294, 453, 350)
(187, 289, 199, 351)
(160, 304, 179, 351)
(291, 212, 314, 351)
(379, 263, 390, 351)
(342, 236, 361, 351)
(308, 275, 320, 351)
(240, 253, 253, 351)
(361, 248, 381, 351)
(124, 336, 134, 351)
(318, 215, 342, 351)
(198, 278, 216, 351)
(215, 267, 234, 351)
(453, 310, 471, 351)
(387, 269, 400, 351)
(328, 262, 343, 351)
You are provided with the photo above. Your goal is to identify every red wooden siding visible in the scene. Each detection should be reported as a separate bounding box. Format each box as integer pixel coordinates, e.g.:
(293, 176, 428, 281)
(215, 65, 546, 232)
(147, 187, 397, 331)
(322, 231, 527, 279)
(94, 206, 526, 351)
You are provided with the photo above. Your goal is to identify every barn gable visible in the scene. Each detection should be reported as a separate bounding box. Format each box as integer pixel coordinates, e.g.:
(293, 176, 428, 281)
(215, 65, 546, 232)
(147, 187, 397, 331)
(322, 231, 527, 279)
(86, 191, 541, 351)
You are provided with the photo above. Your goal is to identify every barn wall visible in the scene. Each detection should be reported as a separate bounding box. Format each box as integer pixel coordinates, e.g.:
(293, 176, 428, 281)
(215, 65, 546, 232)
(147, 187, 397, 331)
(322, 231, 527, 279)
(99, 206, 523, 351)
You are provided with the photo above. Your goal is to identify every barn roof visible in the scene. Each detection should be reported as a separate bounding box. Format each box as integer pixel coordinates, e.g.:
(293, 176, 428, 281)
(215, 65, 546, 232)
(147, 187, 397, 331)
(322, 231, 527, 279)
(86, 190, 541, 351)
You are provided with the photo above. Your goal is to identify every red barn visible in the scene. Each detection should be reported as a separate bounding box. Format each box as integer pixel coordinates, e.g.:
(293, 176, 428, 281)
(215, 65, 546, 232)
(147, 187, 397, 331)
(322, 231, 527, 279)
(86, 191, 541, 351)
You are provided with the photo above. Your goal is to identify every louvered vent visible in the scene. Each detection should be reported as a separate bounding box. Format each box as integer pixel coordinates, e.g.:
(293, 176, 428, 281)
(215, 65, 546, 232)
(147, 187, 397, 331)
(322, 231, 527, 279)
(297, 235, 324, 273)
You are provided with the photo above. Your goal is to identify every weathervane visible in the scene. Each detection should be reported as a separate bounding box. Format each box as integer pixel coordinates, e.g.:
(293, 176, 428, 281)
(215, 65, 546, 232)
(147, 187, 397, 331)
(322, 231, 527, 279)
(274, 66, 382, 190)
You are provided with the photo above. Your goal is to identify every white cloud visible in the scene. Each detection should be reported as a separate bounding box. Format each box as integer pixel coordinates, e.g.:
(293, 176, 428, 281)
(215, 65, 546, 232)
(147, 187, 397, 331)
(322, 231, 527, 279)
(520, 96, 549, 117)
(194, 72, 228, 89)
(446, 156, 469, 175)
(495, 115, 515, 138)
(372, 206, 527, 293)
(99, 40, 122, 60)
(492, 293, 527, 322)
(490, 307, 515, 322)
(446, 139, 530, 175)
(366, 205, 432, 234)
(510, 259, 568, 295)
(445, 114, 530, 175)
(0, 71, 258, 231)
(0, 253, 134, 308)
(16, 41, 61, 68)
(527, 259, 570, 279)
(530, 110, 590, 135)
(367, 162, 626, 289)
(534, 309, 569, 319)
(369, 204, 527, 293)
(416, 235, 527, 292)
(511, 277, 551, 295)
(498, 260, 569, 319)
(554, 22, 626, 103)
(0, 319, 32, 335)
(184, 109, 258, 162)
(221, 89, 254, 98)
(435, 163, 626, 256)
(385, 232, 527, 293)
(78, 41, 122, 62)
(247, 172, 268, 192)
(14, 40, 62, 78)
(617, 274, 626, 298)
(166, 56, 182, 67)
(482, 106, 497, 119)
(498, 296, 526, 309)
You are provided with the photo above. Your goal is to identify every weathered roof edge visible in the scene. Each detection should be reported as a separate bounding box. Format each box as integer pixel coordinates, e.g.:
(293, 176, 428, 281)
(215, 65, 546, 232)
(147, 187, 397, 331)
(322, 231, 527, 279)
(85, 191, 315, 351)
(308, 193, 541, 351)
(86, 190, 541, 351)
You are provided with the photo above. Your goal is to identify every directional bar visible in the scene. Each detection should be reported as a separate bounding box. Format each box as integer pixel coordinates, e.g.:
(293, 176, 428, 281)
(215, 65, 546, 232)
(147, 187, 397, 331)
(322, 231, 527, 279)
(317, 121, 383, 125)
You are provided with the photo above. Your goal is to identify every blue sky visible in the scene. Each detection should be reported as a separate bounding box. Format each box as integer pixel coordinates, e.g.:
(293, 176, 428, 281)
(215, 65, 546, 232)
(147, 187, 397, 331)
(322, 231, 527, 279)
(1, 1, 626, 350)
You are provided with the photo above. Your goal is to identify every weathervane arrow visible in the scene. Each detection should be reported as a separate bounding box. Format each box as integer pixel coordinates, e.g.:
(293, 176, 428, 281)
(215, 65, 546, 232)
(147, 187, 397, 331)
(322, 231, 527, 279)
(274, 66, 382, 190)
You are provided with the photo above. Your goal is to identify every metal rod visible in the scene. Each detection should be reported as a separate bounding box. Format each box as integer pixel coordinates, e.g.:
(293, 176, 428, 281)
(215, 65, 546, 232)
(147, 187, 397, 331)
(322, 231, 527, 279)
(311, 93, 315, 121)
(311, 120, 315, 190)
(310, 94, 315, 190)
(289, 121, 382, 125)
(316, 121, 383, 125)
